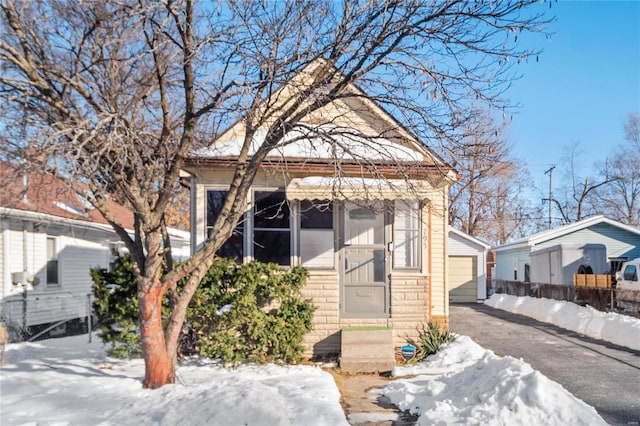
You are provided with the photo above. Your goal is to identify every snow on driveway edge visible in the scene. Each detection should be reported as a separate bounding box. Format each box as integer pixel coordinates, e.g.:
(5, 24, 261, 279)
(485, 294, 640, 351)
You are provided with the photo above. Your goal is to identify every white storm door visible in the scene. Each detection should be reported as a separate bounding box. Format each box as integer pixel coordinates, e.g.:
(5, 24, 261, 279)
(342, 201, 388, 317)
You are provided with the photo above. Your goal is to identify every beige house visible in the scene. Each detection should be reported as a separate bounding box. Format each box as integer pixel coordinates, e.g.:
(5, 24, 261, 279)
(183, 63, 456, 357)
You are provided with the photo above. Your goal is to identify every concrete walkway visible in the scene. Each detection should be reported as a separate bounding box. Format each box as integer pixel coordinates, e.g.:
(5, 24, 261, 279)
(339, 373, 416, 426)
(449, 303, 640, 426)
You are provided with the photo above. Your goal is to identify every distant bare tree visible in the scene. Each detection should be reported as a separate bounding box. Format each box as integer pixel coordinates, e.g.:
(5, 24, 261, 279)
(552, 142, 616, 224)
(0, 0, 551, 388)
(448, 111, 535, 244)
(592, 113, 640, 225)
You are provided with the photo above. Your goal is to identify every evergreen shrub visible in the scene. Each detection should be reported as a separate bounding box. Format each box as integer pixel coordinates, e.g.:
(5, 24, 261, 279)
(91, 256, 314, 364)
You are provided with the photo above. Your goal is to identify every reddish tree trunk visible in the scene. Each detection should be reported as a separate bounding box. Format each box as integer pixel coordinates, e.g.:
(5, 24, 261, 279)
(139, 284, 174, 389)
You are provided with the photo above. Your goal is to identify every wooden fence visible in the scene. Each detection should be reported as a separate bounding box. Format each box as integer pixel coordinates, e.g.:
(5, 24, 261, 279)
(573, 273, 611, 288)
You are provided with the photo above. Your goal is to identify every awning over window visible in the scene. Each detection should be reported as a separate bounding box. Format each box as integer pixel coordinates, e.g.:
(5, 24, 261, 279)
(285, 177, 436, 201)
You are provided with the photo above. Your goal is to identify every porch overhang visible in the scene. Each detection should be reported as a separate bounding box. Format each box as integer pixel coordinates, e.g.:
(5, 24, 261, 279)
(285, 176, 437, 201)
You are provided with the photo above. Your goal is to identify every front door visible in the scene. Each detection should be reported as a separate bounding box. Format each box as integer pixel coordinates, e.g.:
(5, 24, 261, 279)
(341, 201, 389, 317)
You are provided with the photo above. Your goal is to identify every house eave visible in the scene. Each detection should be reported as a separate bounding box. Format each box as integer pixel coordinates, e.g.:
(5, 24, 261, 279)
(183, 156, 453, 179)
(449, 227, 491, 250)
(0, 206, 117, 234)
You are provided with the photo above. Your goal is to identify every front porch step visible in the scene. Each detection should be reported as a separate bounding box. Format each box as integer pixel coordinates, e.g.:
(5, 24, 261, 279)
(340, 328, 395, 374)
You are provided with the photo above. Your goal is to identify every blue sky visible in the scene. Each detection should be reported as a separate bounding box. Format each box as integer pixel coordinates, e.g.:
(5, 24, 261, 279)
(506, 0, 640, 199)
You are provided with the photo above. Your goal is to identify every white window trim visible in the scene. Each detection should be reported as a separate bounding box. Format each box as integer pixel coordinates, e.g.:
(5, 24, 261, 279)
(46, 236, 60, 287)
(392, 200, 421, 271)
(204, 186, 295, 266)
(204, 186, 248, 263)
(251, 188, 293, 266)
(296, 199, 337, 270)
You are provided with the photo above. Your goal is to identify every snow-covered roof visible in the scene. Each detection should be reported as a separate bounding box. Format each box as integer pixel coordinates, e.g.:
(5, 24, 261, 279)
(190, 125, 425, 162)
(493, 215, 640, 252)
(448, 227, 491, 250)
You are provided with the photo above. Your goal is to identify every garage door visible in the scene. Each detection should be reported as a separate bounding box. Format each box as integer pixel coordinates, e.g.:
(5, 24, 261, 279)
(449, 256, 477, 303)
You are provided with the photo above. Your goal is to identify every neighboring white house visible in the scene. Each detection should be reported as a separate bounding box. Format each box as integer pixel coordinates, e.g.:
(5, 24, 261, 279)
(493, 215, 640, 284)
(448, 228, 490, 303)
(0, 163, 190, 340)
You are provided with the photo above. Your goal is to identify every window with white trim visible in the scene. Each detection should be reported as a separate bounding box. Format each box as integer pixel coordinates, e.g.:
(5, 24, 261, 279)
(253, 191, 291, 265)
(206, 189, 292, 265)
(393, 201, 420, 269)
(206, 190, 244, 262)
(300, 200, 334, 268)
(46, 237, 59, 285)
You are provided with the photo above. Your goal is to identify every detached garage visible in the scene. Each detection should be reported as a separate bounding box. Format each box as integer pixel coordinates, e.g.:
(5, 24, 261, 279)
(448, 228, 490, 303)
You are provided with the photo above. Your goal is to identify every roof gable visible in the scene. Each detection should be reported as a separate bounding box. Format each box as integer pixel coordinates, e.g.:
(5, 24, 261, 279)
(494, 215, 640, 252)
(189, 60, 446, 168)
(449, 227, 491, 250)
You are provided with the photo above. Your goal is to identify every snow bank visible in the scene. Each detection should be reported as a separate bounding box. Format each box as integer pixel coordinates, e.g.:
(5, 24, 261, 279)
(486, 294, 640, 351)
(1, 334, 348, 426)
(385, 336, 607, 426)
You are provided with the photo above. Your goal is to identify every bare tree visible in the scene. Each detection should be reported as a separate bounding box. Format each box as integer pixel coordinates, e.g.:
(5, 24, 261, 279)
(0, 0, 550, 388)
(552, 142, 616, 224)
(448, 111, 535, 244)
(592, 113, 640, 225)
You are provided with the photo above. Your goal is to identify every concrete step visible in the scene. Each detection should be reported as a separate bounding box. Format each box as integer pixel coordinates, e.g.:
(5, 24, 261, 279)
(340, 328, 395, 374)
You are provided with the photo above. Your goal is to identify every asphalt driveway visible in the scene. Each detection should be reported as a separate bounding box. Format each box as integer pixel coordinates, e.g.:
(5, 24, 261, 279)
(449, 303, 640, 426)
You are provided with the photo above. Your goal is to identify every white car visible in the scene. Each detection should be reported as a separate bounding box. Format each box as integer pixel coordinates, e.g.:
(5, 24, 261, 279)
(615, 259, 640, 312)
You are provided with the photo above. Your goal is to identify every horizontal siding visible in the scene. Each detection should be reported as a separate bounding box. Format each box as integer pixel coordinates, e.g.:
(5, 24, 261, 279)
(535, 224, 640, 261)
(58, 240, 110, 296)
(495, 247, 531, 281)
(496, 223, 640, 284)
(1, 218, 114, 327)
(448, 233, 484, 256)
(429, 193, 448, 318)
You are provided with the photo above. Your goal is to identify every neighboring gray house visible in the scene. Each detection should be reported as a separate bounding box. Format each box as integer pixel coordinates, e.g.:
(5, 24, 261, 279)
(448, 228, 490, 303)
(493, 215, 640, 284)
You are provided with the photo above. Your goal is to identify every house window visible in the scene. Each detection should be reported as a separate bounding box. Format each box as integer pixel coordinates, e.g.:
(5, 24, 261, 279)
(300, 200, 334, 268)
(46, 237, 59, 286)
(393, 201, 420, 269)
(253, 191, 291, 265)
(206, 190, 244, 262)
(623, 265, 637, 282)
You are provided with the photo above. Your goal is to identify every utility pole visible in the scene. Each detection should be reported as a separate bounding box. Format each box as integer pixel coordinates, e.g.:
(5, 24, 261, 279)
(544, 165, 555, 229)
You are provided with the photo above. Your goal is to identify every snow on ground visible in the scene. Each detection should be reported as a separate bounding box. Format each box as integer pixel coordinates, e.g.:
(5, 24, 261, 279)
(388, 336, 606, 426)
(486, 294, 640, 351)
(0, 335, 348, 426)
(2, 297, 627, 425)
